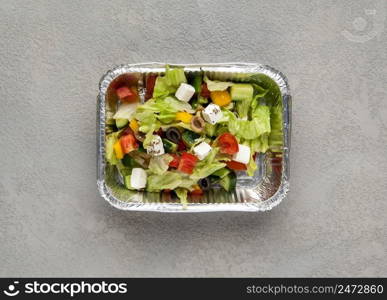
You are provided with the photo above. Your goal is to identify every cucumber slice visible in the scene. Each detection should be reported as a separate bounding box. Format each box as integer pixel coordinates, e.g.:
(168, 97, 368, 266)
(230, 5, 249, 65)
(122, 154, 140, 168)
(162, 138, 178, 153)
(115, 118, 129, 129)
(204, 123, 217, 137)
(230, 84, 254, 101)
(219, 172, 237, 192)
(212, 168, 230, 178)
(182, 130, 200, 147)
(192, 73, 202, 94)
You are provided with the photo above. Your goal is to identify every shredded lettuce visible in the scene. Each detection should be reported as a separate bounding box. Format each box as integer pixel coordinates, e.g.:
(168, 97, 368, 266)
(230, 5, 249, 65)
(105, 133, 119, 165)
(153, 66, 187, 98)
(135, 96, 194, 125)
(236, 97, 253, 119)
(190, 148, 226, 180)
(223, 105, 270, 140)
(161, 122, 193, 131)
(175, 188, 188, 208)
(143, 129, 159, 149)
(148, 154, 173, 175)
(113, 103, 138, 120)
(146, 171, 183, 192)
(204, 76, 233, 91)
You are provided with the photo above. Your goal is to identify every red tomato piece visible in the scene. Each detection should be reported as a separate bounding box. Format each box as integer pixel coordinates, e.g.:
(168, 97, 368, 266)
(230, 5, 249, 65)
(190, 189, 203, 196)
(218, 133, 239, 155)
(120, 134, 138, 154)
(169, 154, 180, 169)
(116, 86, 138, 103)
(145, 75, 157, 100)
(226, 160, 247, 171)
(177, 152, 198, 174)
(200, 83, 211, 98)
(120, 126, 134, 138)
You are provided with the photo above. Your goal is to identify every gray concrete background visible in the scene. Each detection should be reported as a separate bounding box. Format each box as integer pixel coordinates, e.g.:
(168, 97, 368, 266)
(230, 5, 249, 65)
(1, 0, 386, 277)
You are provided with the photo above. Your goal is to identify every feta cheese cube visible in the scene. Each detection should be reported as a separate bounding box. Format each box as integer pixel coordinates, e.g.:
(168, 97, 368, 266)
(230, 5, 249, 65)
(175, 83, 195, 102)
(146, 135, 164, 156)
(131, 168, 147, 189)
(232, 144, 250, 165)
(202, 103, 223, 125)
(193, 142, 212, 160)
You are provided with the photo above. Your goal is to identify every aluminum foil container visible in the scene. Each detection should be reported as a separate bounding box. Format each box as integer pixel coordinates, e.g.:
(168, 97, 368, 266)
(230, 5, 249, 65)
(97, 63, 291, 212)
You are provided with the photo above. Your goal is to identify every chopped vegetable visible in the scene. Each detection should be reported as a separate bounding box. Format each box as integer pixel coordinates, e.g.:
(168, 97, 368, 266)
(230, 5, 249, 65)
(113, 103, 138, 120)
(217, 133, 239, 155)
(177, 152, 198, 174)
(116, 86, 139, 103)
(200, 83, 211, 98)
(226, 160, 247, 171)
(182, 130, 200, 147)
(115, 118, 128, 129)
(120, 134, 138, 154)
(165, 127, 182, 144)
(162, 138, 178, 153)
(168, 153, 180, 168)
(129, 119, 139, 132)
(192, 73, 202, 94)
(145, 74, 157, 100)
(175, 111, 193, 124)
(230, 84, 254, 101)
(190, 115, 205, 133)
(153, 67, 187, 98)
(210, 90, 231, 107)
(113, 140, 124, 159)
(147, 171, 183, 192)
(204, 76, 233, 91)
(148, 154, 173, 175)
(219, 172, 237, 191)
(106, 133, 119, 165)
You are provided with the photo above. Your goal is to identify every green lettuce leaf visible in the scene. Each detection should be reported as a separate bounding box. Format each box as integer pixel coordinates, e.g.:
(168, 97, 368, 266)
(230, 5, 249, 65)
(190, 148, 226, 180)
(204, 76, 233, 91)
(161, 122, 193, 132)
(175, 188, 188, 208)
(223, 106, 270, 140)
(135, 96, 194, 125)
(146, 171, 183, 192)
(236, 97, 253, 119)
(148, 154, 173, 175)
(113, 103, 138, 120)
(153, 66, 187, 98)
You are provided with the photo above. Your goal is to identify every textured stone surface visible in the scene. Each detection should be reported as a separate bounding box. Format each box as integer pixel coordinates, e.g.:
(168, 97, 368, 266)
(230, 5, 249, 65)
(0, 0, 386, 277)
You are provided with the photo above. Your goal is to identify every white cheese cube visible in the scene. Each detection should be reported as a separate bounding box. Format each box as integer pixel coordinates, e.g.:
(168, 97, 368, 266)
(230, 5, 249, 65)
(146, 135, 164, 156)
(131, 168, 147, 189)
(202, 103, 223, 125)
(175, 83, 195, 102)
(232, 144, 251, 165)
(193, 142, 212, 160)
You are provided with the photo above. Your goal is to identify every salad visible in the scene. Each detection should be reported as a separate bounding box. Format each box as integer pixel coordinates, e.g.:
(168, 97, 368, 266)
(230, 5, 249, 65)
(105, 66, 283, 204)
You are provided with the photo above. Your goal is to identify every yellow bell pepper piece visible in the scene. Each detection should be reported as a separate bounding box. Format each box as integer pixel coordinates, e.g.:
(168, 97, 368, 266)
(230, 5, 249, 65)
(210, 90, 231, 107)
(113, 140, 124, 159)
(192, 184, 201, 190)
(129, 119, 139, 132)
(175, 111, 193, 124)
